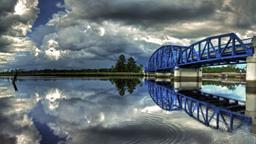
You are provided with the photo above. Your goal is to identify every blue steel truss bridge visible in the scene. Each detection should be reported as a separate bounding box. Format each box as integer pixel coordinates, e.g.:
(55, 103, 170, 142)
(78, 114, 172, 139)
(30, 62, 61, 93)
(145, 33, 254, 73)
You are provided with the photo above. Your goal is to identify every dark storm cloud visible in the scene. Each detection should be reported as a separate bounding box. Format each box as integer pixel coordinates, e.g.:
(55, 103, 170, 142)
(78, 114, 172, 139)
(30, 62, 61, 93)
(3, 0, 256, 69)
(0, 38, 12, 52)
(228, 0, 256, 28)
(0, 0, 17, 36)
(67, 0, 221, 26)
(0, 0, 17, 13)
(0, 0, 37, 36)
(52, 24, 159, 63)
(88, 3, 215, 23)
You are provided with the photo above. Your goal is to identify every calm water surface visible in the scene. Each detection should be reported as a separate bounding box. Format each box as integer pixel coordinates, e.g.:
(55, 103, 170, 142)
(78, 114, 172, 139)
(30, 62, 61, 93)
(0, 77, 255, 144)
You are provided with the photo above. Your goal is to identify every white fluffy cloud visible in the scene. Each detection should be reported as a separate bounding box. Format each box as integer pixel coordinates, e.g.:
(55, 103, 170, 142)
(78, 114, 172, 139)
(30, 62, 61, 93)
(1, 0, 256, 69)
(0, 0, 39, 67)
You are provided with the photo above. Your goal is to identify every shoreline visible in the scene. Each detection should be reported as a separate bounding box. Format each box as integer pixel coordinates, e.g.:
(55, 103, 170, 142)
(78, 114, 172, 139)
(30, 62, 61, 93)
(0, 74, 246, 83)
(0, 72, 145, 77)
(0, 72, 246, 82)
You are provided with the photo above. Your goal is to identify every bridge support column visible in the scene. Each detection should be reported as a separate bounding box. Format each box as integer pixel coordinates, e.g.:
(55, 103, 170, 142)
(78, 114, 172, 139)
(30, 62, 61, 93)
(246, 36, 256, 83)
(174, 67, 202, 82)
(245, 84, 256, 134)
(155, 72, 172, 78)
(246, 56, 256, 83)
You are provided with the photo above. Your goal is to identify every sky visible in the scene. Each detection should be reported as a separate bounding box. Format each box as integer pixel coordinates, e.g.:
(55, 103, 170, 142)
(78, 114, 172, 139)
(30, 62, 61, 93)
(0, 0, 256, 70)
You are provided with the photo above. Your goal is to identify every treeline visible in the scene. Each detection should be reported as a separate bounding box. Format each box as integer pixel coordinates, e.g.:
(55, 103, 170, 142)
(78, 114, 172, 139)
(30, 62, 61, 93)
(0, 54, 143, 75)
(203, 65, 246, 73)
(0, 68, 114, 74)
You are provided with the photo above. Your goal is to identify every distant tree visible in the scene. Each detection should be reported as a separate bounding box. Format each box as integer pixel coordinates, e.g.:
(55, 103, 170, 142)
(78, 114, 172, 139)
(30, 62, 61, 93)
(114, 54, 127, 72)
(127, 57, 137, 72)
(112, 55, 143, 73)
(137, 64, 143, 73)
(111, 65, 115, 72)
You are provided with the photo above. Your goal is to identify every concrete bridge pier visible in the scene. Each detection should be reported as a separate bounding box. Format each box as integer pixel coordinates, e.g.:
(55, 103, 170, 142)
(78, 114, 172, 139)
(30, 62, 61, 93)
(174, 67, 202, 82)
(246, 36, 256, 83)
(245, 84, 256, 134)
(155, 72, 172, 78)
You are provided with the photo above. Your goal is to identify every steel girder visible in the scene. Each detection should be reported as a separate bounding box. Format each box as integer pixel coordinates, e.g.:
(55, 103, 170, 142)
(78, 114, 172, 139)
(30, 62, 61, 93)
(146, 33, 253, 72)
(146, 45, 186, 72)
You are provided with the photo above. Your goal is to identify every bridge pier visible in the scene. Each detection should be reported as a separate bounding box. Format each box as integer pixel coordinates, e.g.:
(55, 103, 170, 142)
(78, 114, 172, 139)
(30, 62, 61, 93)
(174, 67, 202, 82)
(246, 56, 256, 83)
(155, 72, 172, 78)
(245, 84, 256, 133)
(246, 36, 256, 83)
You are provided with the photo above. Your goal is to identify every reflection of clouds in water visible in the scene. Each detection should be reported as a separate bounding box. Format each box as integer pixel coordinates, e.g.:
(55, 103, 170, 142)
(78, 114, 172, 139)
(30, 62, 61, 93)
(202, 84, 245, 101)
(67, 114, 214, 144)
(0, 97, 40, 144)
(0, 79, 16, 98)
(37, 89, 252, 143)
(45, 89, 66, 110)
(0, 79, 254, 143)
(140, 105, 162, 113)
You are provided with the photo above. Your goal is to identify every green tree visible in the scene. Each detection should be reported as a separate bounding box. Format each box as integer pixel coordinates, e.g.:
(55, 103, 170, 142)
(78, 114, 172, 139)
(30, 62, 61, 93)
(114, 54, 127, 72)
(137, 64, 143, 73)
(127, 57, 137, 72)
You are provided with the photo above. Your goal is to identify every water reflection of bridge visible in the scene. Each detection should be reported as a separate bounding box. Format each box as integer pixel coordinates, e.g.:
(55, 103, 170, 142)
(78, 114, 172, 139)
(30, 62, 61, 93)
(147, 80, 252, 132)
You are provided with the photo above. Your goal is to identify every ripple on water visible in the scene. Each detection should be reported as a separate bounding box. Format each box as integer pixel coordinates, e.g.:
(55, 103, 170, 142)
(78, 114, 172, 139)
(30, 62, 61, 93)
(77, 112, 214, 144)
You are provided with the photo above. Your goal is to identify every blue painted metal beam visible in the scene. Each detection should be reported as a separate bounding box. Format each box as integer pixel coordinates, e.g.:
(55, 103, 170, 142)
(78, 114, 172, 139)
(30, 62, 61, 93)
(146, 33, 253, 72)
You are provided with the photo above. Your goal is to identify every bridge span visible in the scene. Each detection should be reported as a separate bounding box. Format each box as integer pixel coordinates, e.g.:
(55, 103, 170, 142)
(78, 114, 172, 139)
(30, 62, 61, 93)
(145, 33, 256, 82)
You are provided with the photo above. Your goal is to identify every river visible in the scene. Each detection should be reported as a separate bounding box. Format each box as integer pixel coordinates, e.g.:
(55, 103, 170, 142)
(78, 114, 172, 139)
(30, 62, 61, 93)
(0, 77, 255, 144)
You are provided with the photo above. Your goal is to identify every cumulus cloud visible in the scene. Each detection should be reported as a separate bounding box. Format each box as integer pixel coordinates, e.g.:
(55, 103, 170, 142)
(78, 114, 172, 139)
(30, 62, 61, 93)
(0, 0, 38, 46)
(1, 0, 256, 69)
(0, 0, 39, 65)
